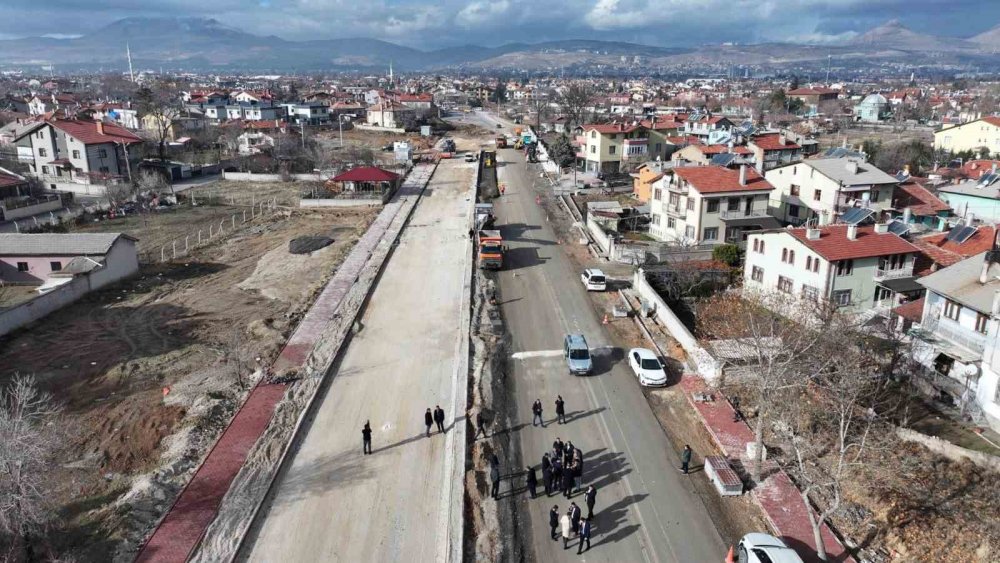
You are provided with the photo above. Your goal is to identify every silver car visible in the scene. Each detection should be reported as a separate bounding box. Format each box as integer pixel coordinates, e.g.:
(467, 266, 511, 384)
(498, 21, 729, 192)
(564, 334, 592, 375)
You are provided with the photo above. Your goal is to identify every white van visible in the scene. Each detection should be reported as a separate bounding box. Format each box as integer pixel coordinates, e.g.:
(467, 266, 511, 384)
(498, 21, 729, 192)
(580, 268, 607, 291)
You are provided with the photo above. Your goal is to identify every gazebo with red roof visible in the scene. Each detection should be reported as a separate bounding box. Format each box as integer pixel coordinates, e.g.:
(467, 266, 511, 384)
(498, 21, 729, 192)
(327, 166, 402, 199)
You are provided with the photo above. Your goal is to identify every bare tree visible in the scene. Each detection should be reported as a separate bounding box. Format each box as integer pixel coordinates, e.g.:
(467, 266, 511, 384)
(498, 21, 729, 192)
(135, 83, 181, 163)
(137, 168, 172, 197)
(0, 375, 61, 560)
(559, 84, 594, 129)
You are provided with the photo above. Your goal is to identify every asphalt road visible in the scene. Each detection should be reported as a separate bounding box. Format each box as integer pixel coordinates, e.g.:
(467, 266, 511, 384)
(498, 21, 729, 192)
(492, 146, 726, 562)
(241, 156, 474, 562)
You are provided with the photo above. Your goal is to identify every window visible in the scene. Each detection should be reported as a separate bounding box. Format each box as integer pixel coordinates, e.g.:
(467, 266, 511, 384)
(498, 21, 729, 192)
(98, 148, 108, 158)
(943, 299, 961, 321)
(41, 166, 49, 175)
(686, 198, 695, 211)
(782, 248, 788, 262)
(806, 256, 812, 270)
(727, 198, 740, 211)
(875, 286, 893, 302)
(39, 148, 47, 157)
(788, 204, 800, 218)
(667, 217, 676, 229)
(610, 134, 618, 140)
(836, 259, 853, 276)
(703, 227, 718, 240)
(813, 189, 822, 201)
(50, 261, 62, 272)
(654, 188, 662, 201)
(871, 190, 879, 203)
(669, 193, 679, 206)
(753, 239, 760, 253)
(751, 266, 764, 282)
(976, 313, 990, 334)
(609, 145, 616, 155)
(685, 226, 696, 238)
(590, 145, 596, 154)
(777, 275, 793, 293)
(812, 257, 820, 272)
(833, 289, 852, 306)
(781, 249, 794, 264)
(707, 199, 719, 213)
(802, 285, 819, 301)
(650, 214, 661, 226)
(790, 184, 800, 196)
(72, 150, 80, 159)
(591, 131, 597, 138)
(16, 262, 28, 272)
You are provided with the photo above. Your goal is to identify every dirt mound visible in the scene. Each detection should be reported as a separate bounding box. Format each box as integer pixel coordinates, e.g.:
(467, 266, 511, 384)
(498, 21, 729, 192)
(289, 235, 334, 254)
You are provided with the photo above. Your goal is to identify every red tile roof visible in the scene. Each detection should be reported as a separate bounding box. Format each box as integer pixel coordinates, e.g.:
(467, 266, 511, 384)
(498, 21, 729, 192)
(894, 182, 950, 216)
(49, 119, 142, 145)
(787, 225, 919, 261)
(332, 166, 400, 183)
(0, 171, 27, 189)
(751, 133, 801, 151)
(911, 226, 997, 276)
(983, 116, 1000, 128)
(696, 145, 752, 155)
(674, 165, 773, 194)
(957, 159, 1000, 179)
(584, 123, 643, 134)
(640, 117, 683, 130)
(787, 87, 838, 96)
(665, 135, 701, 145)
(892, 297, 925, 323)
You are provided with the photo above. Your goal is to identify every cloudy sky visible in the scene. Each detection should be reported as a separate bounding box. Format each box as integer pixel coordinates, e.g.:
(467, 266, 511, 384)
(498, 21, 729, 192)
(0, 0, 998, 48)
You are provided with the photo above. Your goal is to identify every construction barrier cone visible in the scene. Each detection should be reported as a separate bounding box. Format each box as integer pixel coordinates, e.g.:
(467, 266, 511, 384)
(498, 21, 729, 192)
(725, 546, 735, 563)
(536, 195, 541, 204)
(602, 314, 609, 325)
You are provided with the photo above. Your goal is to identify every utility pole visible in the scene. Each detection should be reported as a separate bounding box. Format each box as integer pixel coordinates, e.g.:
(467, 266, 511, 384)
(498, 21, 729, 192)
(300, 120, 305, 150)
(339, 115, 345, 147)
(127, 43, 135, 83)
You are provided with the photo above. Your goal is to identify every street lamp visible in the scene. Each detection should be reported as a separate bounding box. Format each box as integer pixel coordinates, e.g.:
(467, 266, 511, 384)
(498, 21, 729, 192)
(339, 114, 348, 147)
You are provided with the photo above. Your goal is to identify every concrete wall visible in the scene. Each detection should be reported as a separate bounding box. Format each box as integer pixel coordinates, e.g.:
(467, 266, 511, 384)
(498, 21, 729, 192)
(222, 171, 336, 182)
(90, 238, 139, 289)
(1, 197, 62, 221)
(586, 212, 611, 255)
(300, 199, 382, 208)
(0, 275, 91, 336)
(633, 268, 722, 382)
(354, 124, 406, 134)
(897, 427, 1000, 473)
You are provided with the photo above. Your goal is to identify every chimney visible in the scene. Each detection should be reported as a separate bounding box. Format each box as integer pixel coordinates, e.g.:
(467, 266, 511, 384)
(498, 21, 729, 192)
(739, 164, 747, 186)
(847, 224, 858, 240)
(96, 120, 104, 135)
(778, 133, 786, 146)
(981, 255, 992, 284)
(874, 223, 890, 234)
(806, 227, 821, 240)
(903, 207, 912, 224)
(846, 159, 859, 174)
(903, 164, 910, 176)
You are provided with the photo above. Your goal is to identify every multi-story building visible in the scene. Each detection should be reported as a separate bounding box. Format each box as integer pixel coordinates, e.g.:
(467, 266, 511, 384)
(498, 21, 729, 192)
(936, 172, 1000, 222)
(648, 165, 777, 245)
(578, 123, 649, 175)
(934, 116, 1000, 157)
(281, 102, 331, 125)
(747, 133, 803, 171)
(766, 157, 899, 225)
(914, 250, 1000, 431)
(744, 224, 919, 314)
(631, 160, 670, 203)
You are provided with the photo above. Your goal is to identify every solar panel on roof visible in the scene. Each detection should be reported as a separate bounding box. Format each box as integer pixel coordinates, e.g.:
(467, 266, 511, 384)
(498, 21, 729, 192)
(956, 226, 977, 243)
(945, 225, 963, 241)
(840, 207, 874, 225)
(978, 173, 999, 187)
(888, 220, 911, 236)
(710, 153, 737, 167)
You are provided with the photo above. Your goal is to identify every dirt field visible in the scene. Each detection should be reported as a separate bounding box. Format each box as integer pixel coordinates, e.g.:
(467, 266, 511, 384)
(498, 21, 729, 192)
(0, 201, 377, 560)
(816, 123, 935, 151)
(185, 180, 316, 207)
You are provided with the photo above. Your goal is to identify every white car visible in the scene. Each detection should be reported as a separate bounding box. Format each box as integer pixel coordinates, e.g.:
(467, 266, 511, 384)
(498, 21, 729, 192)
(627, 348, 667, 386)
(737, 533, 804, 563)
(580, 268, 607, 291)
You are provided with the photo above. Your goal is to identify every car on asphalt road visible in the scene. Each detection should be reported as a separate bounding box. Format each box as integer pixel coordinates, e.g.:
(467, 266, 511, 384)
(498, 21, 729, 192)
(736, 533, 804, 563)
(564, 334, 593, 375)
(627, 348, 667, 386)
(580, 268, 607, 291)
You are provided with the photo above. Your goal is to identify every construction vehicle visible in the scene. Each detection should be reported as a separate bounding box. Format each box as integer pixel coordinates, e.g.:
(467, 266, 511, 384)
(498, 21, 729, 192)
(513, 137, 525, 150)
(475, 203, 495, 230)
(514, 126, 523, 137)
(495, 135, 508, 148)
(477, 229, 505, 269)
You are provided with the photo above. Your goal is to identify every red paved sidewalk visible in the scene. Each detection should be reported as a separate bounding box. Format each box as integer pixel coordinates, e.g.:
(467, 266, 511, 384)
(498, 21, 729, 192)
(680, 376, 854, 563)
(135, 384, 287, 562)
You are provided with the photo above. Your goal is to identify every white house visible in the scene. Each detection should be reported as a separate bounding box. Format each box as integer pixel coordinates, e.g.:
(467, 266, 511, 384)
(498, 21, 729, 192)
(366, 101, 415, 129)
(766, 157, 899, 226)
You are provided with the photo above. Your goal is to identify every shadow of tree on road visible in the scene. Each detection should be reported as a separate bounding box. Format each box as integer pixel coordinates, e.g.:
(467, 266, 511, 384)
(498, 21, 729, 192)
(271, 451, 370, 507)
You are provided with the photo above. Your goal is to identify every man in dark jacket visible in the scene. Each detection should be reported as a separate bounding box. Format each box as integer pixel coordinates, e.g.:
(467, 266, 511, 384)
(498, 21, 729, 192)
(525, 465, 537, 498)
(362, 421, 372, 455)
(434, 405, 446, 433)
(549, 505, 560, 540)
(570, 502, 582, 534)
(553, 437, 564, 456)
(680, 444, 692, 474)
(490, 462, 501, 499)
(555, 395, 566, 424)
(577, 517, 591, 553)
(541, 452, 551, 472)
(564, 441, 575, 466)
(542, 463, 553, 496)
(584, 485, 597, 519)
(425, 408, 433, 437)
(562, 468, 574, 498)
(532, 399, 544, 427)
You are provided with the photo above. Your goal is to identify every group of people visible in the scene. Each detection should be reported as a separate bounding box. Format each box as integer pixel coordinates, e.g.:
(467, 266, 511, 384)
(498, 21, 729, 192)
(424, 405, 447, 437)
(538, 438, 583, 498)
(531, 395, 568, 427)
(550, 501, 593, 553)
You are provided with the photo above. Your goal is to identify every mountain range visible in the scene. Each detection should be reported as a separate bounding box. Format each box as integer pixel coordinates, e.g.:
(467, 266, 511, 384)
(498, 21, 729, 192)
(0, 17, 997, 72)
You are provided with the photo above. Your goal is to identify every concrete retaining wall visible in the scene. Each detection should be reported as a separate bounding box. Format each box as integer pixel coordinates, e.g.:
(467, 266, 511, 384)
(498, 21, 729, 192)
(222, 171, 336, 182)
(299, 198, 382, 208)
(897, 427, 1000, 473)
(633, 268, 722, 383)
(2, 198, 63, 221)
(586, 213, 612, 255)
(354, 124, 406, 134)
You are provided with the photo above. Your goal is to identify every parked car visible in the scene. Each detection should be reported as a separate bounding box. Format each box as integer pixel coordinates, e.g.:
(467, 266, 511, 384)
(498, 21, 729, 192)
(580, 268, 607, 291)
(627, 348, 667, 386)
(564, 334, 592, 375)
(736, 533, 804, 563)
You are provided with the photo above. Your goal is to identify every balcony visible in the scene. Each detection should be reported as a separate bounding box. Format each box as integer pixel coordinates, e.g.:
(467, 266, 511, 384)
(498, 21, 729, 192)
(665, 203, 687, 218)
(929, 318, 987, 356)
(874, 264, 914, 281)
(720, 208, 769, 220)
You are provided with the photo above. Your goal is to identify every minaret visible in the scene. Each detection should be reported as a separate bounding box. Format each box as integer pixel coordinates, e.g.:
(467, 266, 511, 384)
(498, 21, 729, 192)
(127, 43, 135, 83)
(389, 61, 394, 87)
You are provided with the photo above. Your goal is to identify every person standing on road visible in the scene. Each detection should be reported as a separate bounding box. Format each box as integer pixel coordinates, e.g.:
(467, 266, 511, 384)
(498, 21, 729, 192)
(584, 485, 597, 519)
(578, 517, 592, 553)
(434, 405, 446, 433)
(361, 421, 372, 455)
(555, 395, 566, 424)
(474, 410, 488, 439)
(525, 465, 537, 499)
(562, 467, 574, 498)
(542, 461, 553, 496)
(542, 452, 551, 472)
(564, 441, 575, 466)
(532, 399, 544, 427)
(560, 511, 572, 549)
(680, 444, 693, 474)
(549, 505, 560, 540)
(570, 502, 582, 535)
(490, 459, 501, 500)
(425, 408, 433, 437)
(553, 437, 564, 457)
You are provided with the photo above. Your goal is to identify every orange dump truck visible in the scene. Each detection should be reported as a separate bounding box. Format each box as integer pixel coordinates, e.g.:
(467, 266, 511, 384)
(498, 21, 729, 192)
(477, 229, 504, 269)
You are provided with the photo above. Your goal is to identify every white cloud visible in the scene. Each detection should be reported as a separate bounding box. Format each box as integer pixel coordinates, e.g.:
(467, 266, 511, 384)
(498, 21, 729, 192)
(456, 0, 510, 27)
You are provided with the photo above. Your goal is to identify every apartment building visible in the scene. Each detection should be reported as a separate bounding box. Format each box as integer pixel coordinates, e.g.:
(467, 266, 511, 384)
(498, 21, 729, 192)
(747, 133, 803, 171)
(743, 224, 919, 314)
(766, 157, 900, 225)
(648, 165, 777, 245)
(578, 123, 649, 175)
(933, 116, 1000, 156)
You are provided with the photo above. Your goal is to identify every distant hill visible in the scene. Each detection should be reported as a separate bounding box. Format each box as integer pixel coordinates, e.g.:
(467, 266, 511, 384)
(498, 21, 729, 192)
(0, 16, 996, 72)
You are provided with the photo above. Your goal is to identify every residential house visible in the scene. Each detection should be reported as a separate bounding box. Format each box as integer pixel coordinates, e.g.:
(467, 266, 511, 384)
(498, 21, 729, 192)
(854, 94, 891, 123)
(936, 173, 1000, 222)
(366, 101, 415, 129)
(786, 87, 838, 114)
(747, 133, 803, 171)
(766, 157, 900, 226)
(743, 224, 919, 314)
(0, 232, 138, 289)
(892, 179, 951, 228)
(648, 165, 779, 245)
(282, 102, 331, 125)
(578, 123, 649, 175)
(631, 160, 670, 203)
(681, 115, 734, 140)
(913, 250, 1000, 431)
(27, 93, 81, 116)
(396, 93, 434, 111)
(912, 225, 996, 277)
(88, 103, 139, 130)
(672, 144, 752, 167)
(13, 119, 143, 195)
(933, 117, 1000, 156)
(0, 167, 64, 222)
(640, 115, 685, 161)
